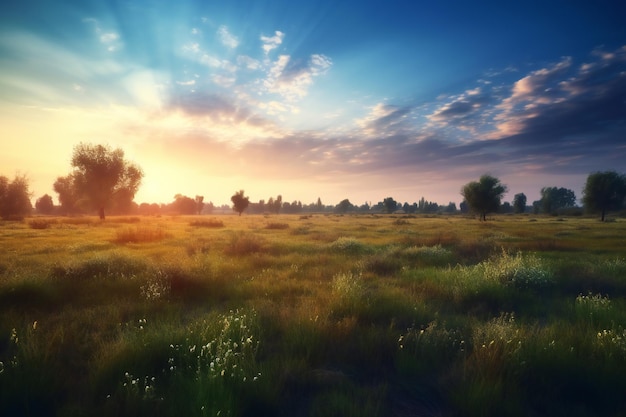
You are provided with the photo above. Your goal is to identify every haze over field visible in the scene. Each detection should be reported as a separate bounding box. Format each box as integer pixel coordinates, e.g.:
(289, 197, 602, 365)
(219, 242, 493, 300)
(1, 0, 625, 206)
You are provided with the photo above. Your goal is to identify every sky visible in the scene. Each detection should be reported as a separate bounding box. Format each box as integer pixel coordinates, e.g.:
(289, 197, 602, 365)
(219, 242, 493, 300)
(1, 0, 626, 208)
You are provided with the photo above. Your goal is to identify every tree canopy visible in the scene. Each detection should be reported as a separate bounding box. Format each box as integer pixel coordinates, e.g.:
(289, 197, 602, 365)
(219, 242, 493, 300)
(35, 194, 55, 214)
(231, 190, 250, 216)
(539, 187, 576, 214)
(460, 174, 508, 221)
(513, 193, 527, 214)
(66, 143, 143, 219)
(0, 174, 32, 219)
(582, 171, 626, 221)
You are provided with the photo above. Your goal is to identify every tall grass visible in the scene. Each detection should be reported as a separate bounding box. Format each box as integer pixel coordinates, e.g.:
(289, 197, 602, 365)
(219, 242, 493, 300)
(2, 215, 626, 416)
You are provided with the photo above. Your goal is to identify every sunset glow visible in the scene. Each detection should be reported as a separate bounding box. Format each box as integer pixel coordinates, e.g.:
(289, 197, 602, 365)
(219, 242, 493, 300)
(2, 0, 625, 207)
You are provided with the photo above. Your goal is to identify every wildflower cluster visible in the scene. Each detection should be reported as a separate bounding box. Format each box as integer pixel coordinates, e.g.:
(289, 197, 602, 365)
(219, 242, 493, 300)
(120, 372, 158, 401)
(596, 327, 626, 357)
(471, 249, 553, 289)
(576, 292, 611, 310)
(332, 271, 365, 305)
(140, 268, 170, 300)
(169, 310, 260, 383)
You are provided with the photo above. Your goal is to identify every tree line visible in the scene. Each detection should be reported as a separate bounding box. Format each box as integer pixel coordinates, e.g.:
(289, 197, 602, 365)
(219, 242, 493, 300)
(1, 143, 625, 221)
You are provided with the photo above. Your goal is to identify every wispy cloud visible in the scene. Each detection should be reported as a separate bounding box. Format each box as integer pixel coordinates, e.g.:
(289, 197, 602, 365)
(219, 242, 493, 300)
(262, 53, 332, 102)
(218, 25, 239, 49)
(83, 18, 123, 52)
(260, 31, 284, 54)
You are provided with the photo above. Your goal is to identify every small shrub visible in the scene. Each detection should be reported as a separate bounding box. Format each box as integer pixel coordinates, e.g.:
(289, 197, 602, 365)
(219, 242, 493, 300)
(398, 320, 466, 373)
(113, 226, 170, 244)
(224, 233, 265, 256)
(329, 237, 367, 254)
(61, 217, 95, 226)
(404, 244, 453, 266)
(112, 217, 141, 224)
(190, 219, 224, 228)
(28, 219, 56, 229)
(265, 222, 289, 230)
(362, 251, 403, 275)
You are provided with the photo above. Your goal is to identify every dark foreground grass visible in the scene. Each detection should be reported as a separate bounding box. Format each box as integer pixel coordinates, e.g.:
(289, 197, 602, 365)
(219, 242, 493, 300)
(1, 215, 626, 416)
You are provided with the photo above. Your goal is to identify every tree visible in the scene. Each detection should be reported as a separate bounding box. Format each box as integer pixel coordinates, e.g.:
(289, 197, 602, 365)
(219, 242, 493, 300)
(68, 143, 143, 219)
(460, 174, 508, 221)
(171, 194, 197, 215)
(53, 175, 79, 215)
(231, 190, 249, 216)
(539, 187, 576, 214)
(195, 195, 205, 215)
(383, 197, 397, 214)
(0, 174, 32, 219)
(35, 194, 55, 214)
(582, 171, 626, 221)
(513, 193, 527, 214)
(335, 199, 354, 213)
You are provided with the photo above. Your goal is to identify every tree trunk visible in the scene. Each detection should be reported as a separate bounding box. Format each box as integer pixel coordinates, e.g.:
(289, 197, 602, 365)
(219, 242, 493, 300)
(99, 207, 105, 220)
(601, 208, 605, 222)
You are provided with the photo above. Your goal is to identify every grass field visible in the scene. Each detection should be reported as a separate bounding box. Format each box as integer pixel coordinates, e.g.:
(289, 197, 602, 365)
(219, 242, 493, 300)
(1, 214, 626, 417)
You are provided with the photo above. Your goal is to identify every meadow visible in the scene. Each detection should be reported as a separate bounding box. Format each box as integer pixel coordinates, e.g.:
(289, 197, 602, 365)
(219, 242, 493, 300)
(1, 213, 625, 417)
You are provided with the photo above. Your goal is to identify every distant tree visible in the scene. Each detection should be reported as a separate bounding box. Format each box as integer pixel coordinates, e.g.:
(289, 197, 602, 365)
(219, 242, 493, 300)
(444, 202, 457, 213)
(461, 174, 508, 221)
(459, 200, 469, 214)
(336, 199, 354, 213)
(231, 190, 250, 216)
(195, 195, 204, 215)
(383, 197, 397, 214)
(540, 187, 576, 214)
(35, 194, 55, 214)
(267, 195, 282, 214)
(172, 194, 197, 215)
(0, 174, 32, 219)
(316, 197, 323, 212)
(513, 193, 527, 214)
(66, 143, 143, 219)
(500, 202, 512, 213)
(53, 175, 79, 215)
(582, 171, 626, 221)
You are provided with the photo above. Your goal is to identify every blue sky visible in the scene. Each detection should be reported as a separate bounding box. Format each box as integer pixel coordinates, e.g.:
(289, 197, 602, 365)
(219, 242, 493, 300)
(1, 0, 625, 207)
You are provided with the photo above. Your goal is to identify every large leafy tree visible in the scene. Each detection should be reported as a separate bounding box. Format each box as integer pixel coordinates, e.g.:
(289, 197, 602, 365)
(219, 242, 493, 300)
(68, 143, 143, 219)
(0, 174, 32, 219)
(461, 174, 508, 221)
(582, 171, 626, 221)
(539, 187, 576, 214)
(231, 190, 250, 216)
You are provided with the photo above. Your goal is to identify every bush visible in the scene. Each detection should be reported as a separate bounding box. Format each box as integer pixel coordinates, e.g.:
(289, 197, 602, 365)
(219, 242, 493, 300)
(265, 222, 289, 230)
(28, 219, 56, 229)
(329, 237, 367, 254)
(224, 233, 266, 256)
(113, 226, 170, 243)
(190, 219, 224, 228)
(470, 249, 553, 290)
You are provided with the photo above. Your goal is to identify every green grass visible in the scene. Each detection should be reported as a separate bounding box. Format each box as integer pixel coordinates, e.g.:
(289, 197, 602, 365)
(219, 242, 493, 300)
(1, 214, 626, 416)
